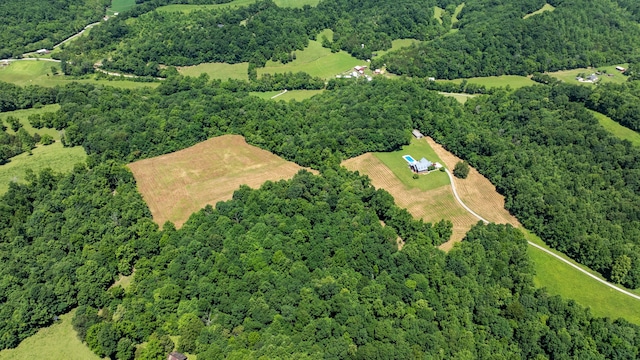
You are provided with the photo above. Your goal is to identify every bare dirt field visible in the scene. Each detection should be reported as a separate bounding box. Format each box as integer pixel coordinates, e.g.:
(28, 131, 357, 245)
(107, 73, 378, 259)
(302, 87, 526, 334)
(343, 153, 478, 245)
(425, 137, 520, 227)
(128, 135, 310, 228)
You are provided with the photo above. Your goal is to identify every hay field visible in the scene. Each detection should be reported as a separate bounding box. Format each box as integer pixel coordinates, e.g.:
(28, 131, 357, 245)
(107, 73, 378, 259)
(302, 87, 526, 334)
(128, 135, 311, 228)
(439, 75, 536, 89)
(343, 153, 478, 245)
(177, 62, 249, 81)
(425, 137, 520, 227)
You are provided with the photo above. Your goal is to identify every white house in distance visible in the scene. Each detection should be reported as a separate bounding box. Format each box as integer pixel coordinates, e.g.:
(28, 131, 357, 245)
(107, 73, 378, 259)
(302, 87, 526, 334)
(35, 49, 50, 55)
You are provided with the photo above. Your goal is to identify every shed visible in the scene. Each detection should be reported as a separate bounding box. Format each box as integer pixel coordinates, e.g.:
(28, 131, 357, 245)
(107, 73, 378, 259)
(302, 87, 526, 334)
(168, 352, 187, 360)
(616, 66, 626, 72)
(36, 49, 50, 55)
(412, 129, 424, 139)
(411, 158, 433, 173)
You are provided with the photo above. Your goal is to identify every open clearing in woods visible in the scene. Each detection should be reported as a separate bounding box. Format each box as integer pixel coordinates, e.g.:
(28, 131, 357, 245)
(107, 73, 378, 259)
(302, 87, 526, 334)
(0, 309, 99, 360)
(427, 136, 640, 322)
(342, 139, 478, 246)
(128, 135, 311, 228)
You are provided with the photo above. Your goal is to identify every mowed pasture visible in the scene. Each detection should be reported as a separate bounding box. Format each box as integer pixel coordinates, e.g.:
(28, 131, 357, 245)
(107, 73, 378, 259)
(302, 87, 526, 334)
(250, 89, 325, 101)
(0, 105, 87, 194)
(258, 40, 362, 80)
(0, 61, 160, 89)
(0, 309, 99, 360)
(177, 62, 249, 81)
(590, 110, 640, 147)
(523, 3, 555, 19)
(547, 63, 630, 86)
(109, 0, 136, 14)
(439, 75, 537, 89)
(128, 135, 313, 228)
(342, 139, 478, 245)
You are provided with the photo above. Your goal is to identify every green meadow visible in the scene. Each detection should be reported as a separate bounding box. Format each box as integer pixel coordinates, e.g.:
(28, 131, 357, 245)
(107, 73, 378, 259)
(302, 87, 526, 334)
(589, 110, 640, 147)
(434, 6, 444, 24)
(524, 230, 640, 324)
(374, 39, 421, 58)
(258, 40, 362, 79)
(438, 92, 478, 104)
(547, 63, 630, 86)
(177, 62, 249, 81)
(374, 138, 449, 191)
(439, 75, 537, 89)
(0, 309, 99, 360)
(0, 105, 87, 194)
(0, 61, 160, 89)
(157, 0, 319, 13)
(109, 0, 136, 14)
(523, 3, 555, 19)
(250, 89, 324, 101)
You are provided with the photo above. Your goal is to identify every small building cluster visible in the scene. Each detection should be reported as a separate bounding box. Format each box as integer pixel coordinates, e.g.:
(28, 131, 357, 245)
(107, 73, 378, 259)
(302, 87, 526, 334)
(576, 73, 598, 83)
(403, 153, 443, 174)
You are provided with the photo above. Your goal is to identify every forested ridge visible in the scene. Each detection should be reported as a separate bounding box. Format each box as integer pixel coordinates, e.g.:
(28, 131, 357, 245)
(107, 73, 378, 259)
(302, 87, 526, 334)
(1, 69, 640, 358)
(58, 0, 447, 76)
(0, 0, 110, 59)
(377, 0, 640, 79)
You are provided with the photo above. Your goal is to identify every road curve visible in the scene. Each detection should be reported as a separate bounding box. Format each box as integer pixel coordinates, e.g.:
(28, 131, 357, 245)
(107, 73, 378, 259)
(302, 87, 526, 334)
(443, 168, 640, 301)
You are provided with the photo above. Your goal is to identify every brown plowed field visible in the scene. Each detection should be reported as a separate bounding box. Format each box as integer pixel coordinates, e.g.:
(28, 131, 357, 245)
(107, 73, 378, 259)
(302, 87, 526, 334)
(343, 153, 478, 244)
(128, 135, 311, 228)
(425, 137, 521, 227)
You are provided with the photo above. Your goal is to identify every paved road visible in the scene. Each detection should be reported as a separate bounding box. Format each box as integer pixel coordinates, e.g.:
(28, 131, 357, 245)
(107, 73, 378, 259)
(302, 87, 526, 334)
(443, 168, 640, 301)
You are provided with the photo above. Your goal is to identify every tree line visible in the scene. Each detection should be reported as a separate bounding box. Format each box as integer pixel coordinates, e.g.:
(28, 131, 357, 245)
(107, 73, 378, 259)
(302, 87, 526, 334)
(376, 0, 640, 79)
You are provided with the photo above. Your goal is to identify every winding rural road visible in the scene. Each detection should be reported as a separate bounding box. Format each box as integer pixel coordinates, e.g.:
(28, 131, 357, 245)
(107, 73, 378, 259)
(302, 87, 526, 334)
(54, 22, 101, 48)
(444, 168, 640, 301)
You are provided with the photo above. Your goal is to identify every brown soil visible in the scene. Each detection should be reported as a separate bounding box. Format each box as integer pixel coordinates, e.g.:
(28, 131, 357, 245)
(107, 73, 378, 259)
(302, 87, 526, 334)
(128, 135, 313, 228)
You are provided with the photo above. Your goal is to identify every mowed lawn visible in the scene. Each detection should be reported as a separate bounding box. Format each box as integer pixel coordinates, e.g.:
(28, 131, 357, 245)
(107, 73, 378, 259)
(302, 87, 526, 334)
(0, 105, 87, 194)
(525, 230, 640, 324)
(250, 89, 324, 101)
(258, 40, 362, 80)
(342, 138, 479, 244)
(177, 62, 249, 81)
(439, 75, 537, 89)
(547, 63, 629, 86)
(0, 309, 100, 360)
(0, 61, 160, 89)
(523, 3, 555, 19)
(128, 135, 314, 228)
(590, 110, 640, 147)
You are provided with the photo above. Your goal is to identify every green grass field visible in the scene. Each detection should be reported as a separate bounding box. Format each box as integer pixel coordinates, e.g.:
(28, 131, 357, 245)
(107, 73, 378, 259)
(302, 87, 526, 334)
(177, 62, 249, 81)
(547, 64, 630, 86)
(109, 0, 136, 14)
(0, 309, 100, 360)
(374, 138, 449, 191)
(434, 6, 444, 24)
(158, 0, 318, 12)
(317, 28, 333, 42)
(250, 89, 325, 101)
(438, 92, 478, 104)
(523, 230, 640, 324)
(258, 40, 361, 79)
(523, 3, 555, 19)
(0, 143, 87, 194)
(375, 39, 421, 58)
(451, 3, 465, 26)
(440, 75, 537, 89)
(0, 105, 87, 194)
(0, 61, 160, 89)
(0, 105, 61, 139)
(589, 110, 640, 147)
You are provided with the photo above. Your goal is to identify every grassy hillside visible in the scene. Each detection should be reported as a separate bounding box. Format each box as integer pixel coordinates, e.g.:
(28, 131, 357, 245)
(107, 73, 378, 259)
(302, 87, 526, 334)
(589, 109, 640, 147)
(177, 62, 249, 81)
(523, 3, 555, 19)
(438, 75, 537, 89)
(0, 61, 160, 89)
(0, 309, 100, 360)
(250, 89, 325, 101)
(258, 40, 361, 79)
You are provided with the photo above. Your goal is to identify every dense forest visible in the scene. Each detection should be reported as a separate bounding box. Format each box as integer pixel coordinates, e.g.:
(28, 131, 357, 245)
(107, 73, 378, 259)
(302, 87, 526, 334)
(58, 0, 446, 76)
(0, 0, 110, 59)
(377, 0, 640, 78)
(586, 81, 640, 131)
